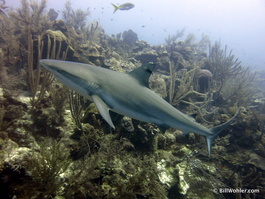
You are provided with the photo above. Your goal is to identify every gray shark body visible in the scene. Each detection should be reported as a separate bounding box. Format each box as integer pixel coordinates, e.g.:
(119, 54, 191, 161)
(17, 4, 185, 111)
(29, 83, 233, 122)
(40, 59, 239, 155)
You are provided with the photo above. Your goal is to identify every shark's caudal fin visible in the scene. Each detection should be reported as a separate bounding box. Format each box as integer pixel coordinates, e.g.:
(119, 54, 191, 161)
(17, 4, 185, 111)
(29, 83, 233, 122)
(111, 3, 119, 13)
(206, 110, 240, 156)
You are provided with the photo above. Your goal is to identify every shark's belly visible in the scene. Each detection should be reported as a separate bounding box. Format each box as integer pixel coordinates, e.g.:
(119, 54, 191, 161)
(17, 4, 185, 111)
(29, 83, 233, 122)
(102, 83, 211, 135)
(101, 85, 176, 125)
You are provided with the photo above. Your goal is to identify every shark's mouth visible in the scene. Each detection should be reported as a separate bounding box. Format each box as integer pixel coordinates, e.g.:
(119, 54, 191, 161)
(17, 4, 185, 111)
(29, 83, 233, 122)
(48, 66, 101, 97)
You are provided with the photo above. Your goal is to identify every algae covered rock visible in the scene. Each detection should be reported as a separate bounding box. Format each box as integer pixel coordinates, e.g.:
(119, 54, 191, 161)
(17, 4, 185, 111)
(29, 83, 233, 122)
(78, 43, 105, 65)
(157, 159, 178, 188)
(135, 50, 158, 63)
(122, 29, 138, 45)
(45, 30, 68, 42)
(149, 74, 168, 98)
(156, 56, 171, 73)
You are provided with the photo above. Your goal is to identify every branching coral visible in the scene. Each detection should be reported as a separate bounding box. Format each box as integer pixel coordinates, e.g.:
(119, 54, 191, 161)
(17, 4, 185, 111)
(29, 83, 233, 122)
(168, 63, 203, 106)
(227, 166, 264, 199)
(0, 0, 70, 107)
(50, 83, 68, 115)
(221, 67, 256, 106)
(27, 31, 70, 108)
(0, 9, 26, 88)
(80, 21, 99, 43)
(10, 0, 50, 37)
(1, 1, 263, 198)
(62, 0, 90, 30)
(165, 29, 185, 48)
(206, 41, 251, 105)
(122, 29, 138, 46)
(26, 138, 71, 197)
(62, 131, 168, 199)
(167, 62, 216, 122)
(68, 90, 86, 130)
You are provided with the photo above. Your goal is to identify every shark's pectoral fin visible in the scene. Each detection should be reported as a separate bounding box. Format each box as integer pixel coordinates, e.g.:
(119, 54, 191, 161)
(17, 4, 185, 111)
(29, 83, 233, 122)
(92, 95, 115, 129)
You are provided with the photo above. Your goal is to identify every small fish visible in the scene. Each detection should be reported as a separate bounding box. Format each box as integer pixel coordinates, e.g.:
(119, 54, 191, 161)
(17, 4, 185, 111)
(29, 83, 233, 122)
(0, 9, 7, 16)
(111, 3, 134, 13)
(1, 5, 7, 9)
(0, 4, 8, 17)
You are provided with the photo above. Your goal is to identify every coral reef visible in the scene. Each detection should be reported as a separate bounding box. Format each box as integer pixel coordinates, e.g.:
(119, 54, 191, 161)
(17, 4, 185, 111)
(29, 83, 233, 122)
(122, 29, 138, 46)
(62, 0, 90, 30)
(0, 1, 264, 199)
(205, 41, 255, 106)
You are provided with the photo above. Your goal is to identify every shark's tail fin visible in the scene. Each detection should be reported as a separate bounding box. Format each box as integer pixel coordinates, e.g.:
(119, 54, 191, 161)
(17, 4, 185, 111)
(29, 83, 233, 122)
(206, 110, 240, 156)
(111, 3, 119, 13)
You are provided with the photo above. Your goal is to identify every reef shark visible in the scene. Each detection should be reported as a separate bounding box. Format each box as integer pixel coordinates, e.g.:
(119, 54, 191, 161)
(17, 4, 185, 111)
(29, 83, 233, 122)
(40, 60, 239, 155)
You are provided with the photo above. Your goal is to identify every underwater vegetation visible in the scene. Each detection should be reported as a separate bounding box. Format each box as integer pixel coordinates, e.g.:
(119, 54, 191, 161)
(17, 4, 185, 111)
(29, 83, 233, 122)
(0, 0, 264, 198)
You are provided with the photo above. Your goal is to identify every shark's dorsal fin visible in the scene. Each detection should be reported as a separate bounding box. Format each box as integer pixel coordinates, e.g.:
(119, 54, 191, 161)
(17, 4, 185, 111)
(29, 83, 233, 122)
(129, 62, 156, 88)
(92, 95, 115, 129)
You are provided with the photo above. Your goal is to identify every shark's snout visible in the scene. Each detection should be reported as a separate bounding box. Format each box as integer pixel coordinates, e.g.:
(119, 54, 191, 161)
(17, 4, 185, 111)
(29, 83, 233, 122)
(39, 59, 52, 70)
